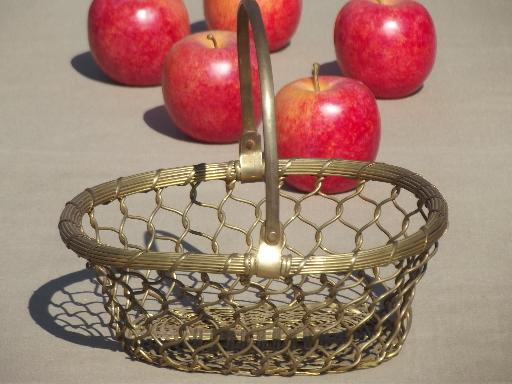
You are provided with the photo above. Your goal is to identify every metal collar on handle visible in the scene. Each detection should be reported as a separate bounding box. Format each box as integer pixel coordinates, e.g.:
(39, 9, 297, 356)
(236, 0, 282, 277)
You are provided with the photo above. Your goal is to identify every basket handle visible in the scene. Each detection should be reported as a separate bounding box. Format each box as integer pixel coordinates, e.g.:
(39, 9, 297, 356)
(236, 0, 283, 276)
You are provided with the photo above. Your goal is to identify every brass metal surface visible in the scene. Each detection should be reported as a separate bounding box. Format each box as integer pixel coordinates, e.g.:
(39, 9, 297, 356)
(58, 0, 448, 376)
(237, 0, 281, 249)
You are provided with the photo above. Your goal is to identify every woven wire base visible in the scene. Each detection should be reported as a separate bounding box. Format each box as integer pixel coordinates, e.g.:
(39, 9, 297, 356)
(91, 247, 430, 375)
(60, 159, 447, 375)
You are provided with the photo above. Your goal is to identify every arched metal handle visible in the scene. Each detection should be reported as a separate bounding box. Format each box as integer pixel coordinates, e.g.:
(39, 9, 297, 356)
(236, 0, 282, 276)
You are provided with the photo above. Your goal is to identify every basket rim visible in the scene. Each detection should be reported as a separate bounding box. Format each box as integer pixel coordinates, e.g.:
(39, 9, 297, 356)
(58, 158, 448, 275)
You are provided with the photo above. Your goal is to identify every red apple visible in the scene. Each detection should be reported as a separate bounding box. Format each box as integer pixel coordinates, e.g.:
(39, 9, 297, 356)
(203, 0, 302, 52)
(162, 31, 261, 143)
(88, 0, 190, 86)
(334, 0, 436, 99)
(277, 65, 380, 194)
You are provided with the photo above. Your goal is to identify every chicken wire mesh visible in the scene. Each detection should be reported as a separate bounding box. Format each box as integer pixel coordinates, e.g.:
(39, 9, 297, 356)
(59, 159, 447, 375)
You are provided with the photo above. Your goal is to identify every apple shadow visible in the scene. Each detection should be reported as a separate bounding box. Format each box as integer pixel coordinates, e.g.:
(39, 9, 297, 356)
(278, 178, 362, 195)
(319, 60, 344, 76)
(318, 60, 426, 99)
(70, 51, 117, 85)
(190, 20, 208, 33)
(279, 181, 304, 194)
(269, 41, 291, 54)
(378, 84, 425, 100)
(143, 105, 195, 143)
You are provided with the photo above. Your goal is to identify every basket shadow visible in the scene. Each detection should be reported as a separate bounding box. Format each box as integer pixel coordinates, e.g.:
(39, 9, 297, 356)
(143, 105, 196, 143)
(70, 51, 117, 85)
(27, 229, 200, 353)
(28, 269, 121, 351)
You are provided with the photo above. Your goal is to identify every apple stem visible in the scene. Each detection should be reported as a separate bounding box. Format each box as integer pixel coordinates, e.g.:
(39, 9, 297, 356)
(207, 33, 218, 49)
(312, 63, 320, 92)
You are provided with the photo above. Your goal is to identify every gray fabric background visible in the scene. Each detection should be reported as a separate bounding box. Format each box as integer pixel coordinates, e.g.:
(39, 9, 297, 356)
(1, 0, 511, 382)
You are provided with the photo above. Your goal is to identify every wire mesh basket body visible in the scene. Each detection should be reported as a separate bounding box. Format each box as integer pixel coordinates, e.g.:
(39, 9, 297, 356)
(59, 159, 447, 375)
(58, 0, 448, 376)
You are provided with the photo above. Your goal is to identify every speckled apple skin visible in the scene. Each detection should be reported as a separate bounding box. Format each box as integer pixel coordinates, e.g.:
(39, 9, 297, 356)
(334, 0, 436, 99)
(162, 31, 262, 143)
(88, 0, 190, 86)
(203, 0, 302, 52)
(277, 77, 380, 194)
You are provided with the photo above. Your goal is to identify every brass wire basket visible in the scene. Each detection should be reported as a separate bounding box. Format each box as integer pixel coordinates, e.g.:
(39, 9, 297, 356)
(58, 0, 448, 376)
